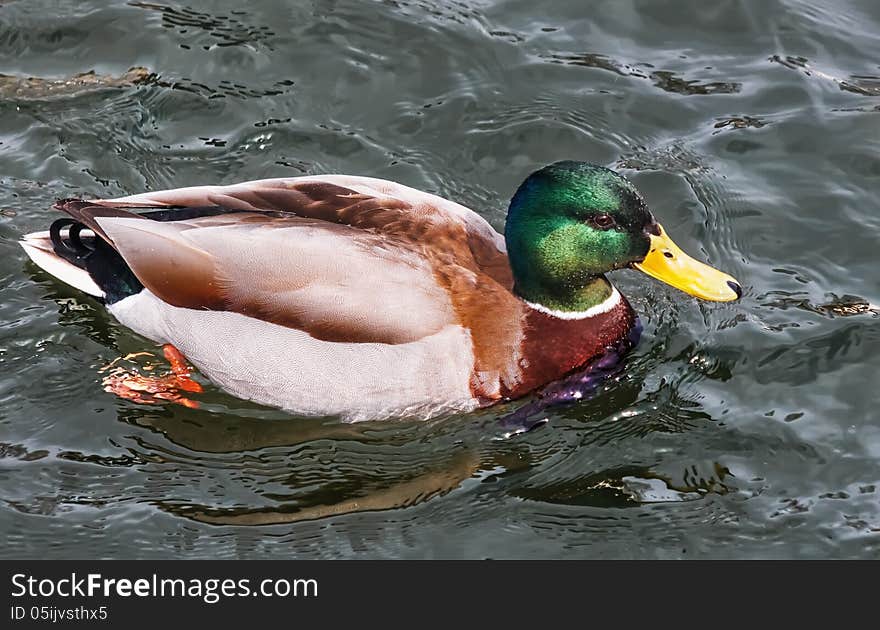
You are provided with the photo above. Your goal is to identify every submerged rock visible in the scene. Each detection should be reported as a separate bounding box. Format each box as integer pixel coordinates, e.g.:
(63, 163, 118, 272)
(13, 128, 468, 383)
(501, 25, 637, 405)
(0, 67, 152, 100)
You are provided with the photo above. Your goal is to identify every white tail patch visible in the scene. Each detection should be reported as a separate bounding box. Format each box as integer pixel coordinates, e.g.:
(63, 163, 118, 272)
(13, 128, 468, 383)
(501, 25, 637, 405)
(19, 232, 105, 298)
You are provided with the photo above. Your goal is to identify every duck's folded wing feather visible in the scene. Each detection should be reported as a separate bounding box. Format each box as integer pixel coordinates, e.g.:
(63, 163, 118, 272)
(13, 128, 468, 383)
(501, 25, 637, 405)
(57, 175, 522, 371)
(91, 210, 459, 344)
(98, 175, 514, 289)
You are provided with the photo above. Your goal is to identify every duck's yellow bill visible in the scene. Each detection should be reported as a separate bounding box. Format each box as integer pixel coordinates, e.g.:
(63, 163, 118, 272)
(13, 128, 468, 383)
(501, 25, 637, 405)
(634, 224, 741, 302)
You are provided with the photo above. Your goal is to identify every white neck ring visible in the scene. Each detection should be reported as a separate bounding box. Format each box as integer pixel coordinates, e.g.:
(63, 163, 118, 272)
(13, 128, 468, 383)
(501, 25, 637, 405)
(524, 286, 621, 320)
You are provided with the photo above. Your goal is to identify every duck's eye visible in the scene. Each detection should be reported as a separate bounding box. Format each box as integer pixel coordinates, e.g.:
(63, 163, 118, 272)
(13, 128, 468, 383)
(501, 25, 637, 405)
(588, 213, 616, 230)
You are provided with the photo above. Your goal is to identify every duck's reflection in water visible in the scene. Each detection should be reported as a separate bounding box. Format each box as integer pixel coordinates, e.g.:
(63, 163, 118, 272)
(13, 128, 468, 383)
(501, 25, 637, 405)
(164, 450, 489, 526)
(121, 404, 531, 525)
(114, 357, 731, 527)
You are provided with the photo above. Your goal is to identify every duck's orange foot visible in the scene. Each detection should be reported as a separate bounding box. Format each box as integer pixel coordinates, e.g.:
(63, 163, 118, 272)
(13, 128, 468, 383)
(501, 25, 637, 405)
(102, 344, 203, 408)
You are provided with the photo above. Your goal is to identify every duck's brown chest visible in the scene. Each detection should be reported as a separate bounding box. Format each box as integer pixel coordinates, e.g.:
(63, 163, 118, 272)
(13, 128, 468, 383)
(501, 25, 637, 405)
(500, 295, 637, 399)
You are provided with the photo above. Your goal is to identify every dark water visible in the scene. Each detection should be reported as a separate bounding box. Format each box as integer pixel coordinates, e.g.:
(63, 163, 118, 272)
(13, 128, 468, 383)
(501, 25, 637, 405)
(1, 0, 879, 559)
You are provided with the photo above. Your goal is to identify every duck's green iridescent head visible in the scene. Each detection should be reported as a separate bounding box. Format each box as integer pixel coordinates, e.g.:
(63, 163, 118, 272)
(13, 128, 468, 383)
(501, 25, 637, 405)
(504, 161, 741, 312)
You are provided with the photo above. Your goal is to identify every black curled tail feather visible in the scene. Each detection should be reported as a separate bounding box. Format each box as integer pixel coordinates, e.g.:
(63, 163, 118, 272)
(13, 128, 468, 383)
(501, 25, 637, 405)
(48, 199, 145, 304)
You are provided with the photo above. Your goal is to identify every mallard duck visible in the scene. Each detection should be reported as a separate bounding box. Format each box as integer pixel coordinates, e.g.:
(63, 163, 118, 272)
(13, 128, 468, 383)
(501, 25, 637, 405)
(20, 161, 740, 421)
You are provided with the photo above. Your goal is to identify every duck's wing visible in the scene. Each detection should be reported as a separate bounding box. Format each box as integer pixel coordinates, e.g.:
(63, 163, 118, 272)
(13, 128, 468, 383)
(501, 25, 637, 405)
(100, 174, 513, 288)
(57, 176, 522, 357)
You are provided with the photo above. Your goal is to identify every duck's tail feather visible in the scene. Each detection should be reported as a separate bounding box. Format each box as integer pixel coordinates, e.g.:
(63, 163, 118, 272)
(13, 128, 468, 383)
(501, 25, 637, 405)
(20, 199, 148, 303)
(20, 230, 106, 298)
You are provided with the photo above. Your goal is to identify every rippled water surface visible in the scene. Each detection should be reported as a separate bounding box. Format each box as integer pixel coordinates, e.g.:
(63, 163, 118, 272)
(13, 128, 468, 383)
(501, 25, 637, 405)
(1, 0, 879, 559)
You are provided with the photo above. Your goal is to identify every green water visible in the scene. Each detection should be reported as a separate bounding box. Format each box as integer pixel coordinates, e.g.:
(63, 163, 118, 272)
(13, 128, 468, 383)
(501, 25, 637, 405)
(1, 0, 878, 558)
